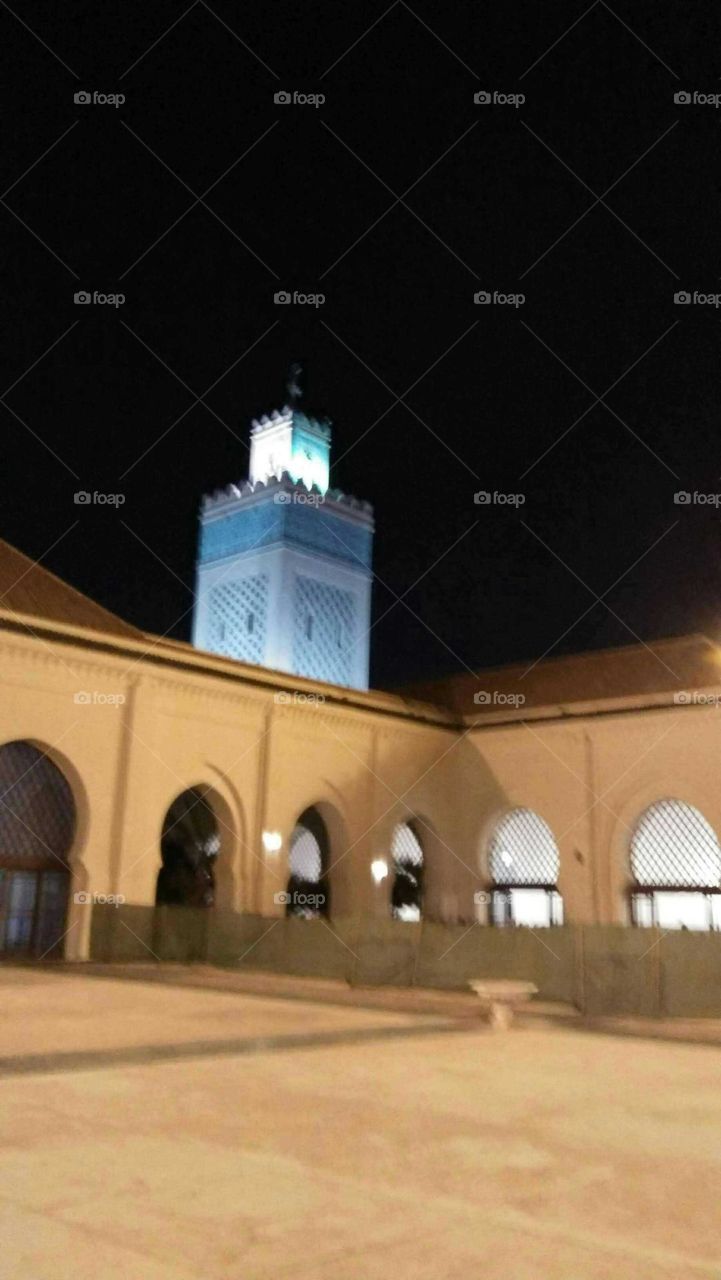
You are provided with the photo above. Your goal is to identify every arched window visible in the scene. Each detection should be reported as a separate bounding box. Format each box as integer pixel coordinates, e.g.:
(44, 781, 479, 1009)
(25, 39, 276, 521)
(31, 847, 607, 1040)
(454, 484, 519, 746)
(390, 821, 424, 921)
(0, 741, 76, 957)
(630, 799, 721, 930)
(488, 807, 563, 927)
(286, 807, 329, 918)
(156, 787, 220, 908)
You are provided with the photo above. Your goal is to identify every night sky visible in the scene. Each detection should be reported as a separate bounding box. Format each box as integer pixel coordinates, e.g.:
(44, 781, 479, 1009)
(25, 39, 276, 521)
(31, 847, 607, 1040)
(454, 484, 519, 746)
(2, 1, 720, 688)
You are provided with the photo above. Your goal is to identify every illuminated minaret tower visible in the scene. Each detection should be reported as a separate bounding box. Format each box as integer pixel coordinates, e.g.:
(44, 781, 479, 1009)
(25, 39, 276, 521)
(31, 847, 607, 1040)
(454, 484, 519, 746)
(192, 365, 374, 689)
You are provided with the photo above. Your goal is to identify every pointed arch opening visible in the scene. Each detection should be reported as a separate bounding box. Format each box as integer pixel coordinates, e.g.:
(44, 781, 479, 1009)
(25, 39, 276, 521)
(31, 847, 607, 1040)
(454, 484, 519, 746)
(630, 798, 721, 930)
(488, 807, 563, 927)
(286, 806, 330, 918)
(156, 787, 223, 908)
(390, 821, 424, 921)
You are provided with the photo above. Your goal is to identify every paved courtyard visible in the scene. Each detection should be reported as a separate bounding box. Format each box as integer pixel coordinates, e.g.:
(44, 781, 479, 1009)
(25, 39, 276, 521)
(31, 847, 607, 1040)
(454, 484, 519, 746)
(1, 967, 721, 1279)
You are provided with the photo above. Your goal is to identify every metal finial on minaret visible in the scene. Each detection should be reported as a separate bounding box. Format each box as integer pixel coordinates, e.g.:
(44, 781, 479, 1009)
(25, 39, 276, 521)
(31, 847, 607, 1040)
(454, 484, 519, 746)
(286, 361, 304, 408)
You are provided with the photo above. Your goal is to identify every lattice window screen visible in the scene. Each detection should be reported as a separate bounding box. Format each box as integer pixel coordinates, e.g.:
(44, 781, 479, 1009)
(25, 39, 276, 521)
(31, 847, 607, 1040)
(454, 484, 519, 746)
(289, 825, 322, 881)
(489, 808, 560, 885)
(630, 799, 721, 887)
(391, 822, 423, 866)
(0, 742, 75, 868)
(292, 575, 355, 686)
(208, 575, 269, 664)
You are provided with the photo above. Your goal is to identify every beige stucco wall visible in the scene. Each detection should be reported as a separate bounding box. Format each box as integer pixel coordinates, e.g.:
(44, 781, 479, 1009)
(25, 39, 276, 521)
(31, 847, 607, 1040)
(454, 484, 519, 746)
(465, 704, 721, 925)
(3, 615, 721, 959)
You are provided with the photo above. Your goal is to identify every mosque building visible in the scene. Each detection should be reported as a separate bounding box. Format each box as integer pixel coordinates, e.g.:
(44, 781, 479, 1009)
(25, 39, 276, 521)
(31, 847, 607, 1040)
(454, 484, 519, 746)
(1, 373, 721, 1014)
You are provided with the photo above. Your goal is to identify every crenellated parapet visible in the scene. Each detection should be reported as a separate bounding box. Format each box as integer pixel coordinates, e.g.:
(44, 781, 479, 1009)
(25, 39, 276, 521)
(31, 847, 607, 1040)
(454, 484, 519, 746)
(250, 405, 332, 442)
(198, 472, 374, 572)
(201, 471, 374, 520)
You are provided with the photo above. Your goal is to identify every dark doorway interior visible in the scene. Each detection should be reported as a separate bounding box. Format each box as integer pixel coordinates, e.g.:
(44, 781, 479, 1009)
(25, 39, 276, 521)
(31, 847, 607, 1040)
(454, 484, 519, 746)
(156, 787, 220, 907)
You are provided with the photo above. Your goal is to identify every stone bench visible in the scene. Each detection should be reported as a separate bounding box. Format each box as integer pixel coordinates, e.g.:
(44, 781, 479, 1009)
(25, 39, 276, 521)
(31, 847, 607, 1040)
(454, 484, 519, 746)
(468, 979, 538, 1029)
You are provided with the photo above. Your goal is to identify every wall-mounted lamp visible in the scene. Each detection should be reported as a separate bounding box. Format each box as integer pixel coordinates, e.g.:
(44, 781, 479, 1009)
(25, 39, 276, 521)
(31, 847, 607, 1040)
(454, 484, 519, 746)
(371, 858, 389, 884)
(262, 830, 282, 854)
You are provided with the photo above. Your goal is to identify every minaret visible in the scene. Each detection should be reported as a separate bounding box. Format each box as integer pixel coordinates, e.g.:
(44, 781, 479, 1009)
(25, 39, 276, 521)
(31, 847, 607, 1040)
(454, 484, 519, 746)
(192, 366, 374, 690)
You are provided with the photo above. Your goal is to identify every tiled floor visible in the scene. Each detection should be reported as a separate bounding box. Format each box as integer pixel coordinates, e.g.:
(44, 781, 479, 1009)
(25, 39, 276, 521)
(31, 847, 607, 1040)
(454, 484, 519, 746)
(1, 968, 720, 1278)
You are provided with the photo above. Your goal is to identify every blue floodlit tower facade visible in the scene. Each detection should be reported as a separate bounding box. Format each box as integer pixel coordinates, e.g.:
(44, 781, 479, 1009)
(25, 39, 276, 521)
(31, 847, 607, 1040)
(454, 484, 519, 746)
(192, 376, 374, 690)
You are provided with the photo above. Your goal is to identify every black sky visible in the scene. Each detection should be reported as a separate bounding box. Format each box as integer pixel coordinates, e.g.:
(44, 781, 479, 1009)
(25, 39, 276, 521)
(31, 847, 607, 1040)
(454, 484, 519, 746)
(2, 0, 720, 687)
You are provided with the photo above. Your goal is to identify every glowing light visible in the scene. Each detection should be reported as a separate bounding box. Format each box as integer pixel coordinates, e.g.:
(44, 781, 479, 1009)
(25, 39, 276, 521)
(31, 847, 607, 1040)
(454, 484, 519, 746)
(395, 903, 420, 921)
(249, 413, 330, 495)
(262, 830, 282, 854)
(371, 858, 389, 883)
(290, 443, 329, 494)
